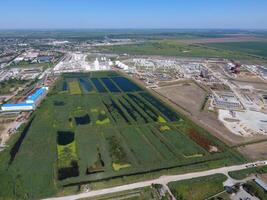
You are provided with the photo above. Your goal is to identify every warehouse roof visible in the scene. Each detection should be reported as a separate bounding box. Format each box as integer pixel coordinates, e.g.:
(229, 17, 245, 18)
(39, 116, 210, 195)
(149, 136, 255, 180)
(2, 103, 34, 107)
(26, 87, 47, 103)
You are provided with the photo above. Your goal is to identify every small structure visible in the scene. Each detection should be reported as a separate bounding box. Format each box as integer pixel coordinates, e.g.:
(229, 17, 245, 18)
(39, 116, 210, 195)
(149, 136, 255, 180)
(200, 69, 209, 78)
(94, 58, 100, 70)
(115, 61, 129, 71)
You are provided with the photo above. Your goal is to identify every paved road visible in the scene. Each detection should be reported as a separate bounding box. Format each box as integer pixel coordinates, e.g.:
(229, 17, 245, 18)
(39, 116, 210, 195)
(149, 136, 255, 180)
(44, 160, 267, 200)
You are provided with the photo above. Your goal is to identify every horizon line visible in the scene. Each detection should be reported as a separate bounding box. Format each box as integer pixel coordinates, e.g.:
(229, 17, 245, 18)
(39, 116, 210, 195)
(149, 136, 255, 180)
(0, 28, 267, 31)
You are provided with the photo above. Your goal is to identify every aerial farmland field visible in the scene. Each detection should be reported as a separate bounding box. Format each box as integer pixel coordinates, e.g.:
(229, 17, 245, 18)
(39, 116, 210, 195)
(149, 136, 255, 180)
(205, 41, 267, 59)
(0, 71, 245, 199)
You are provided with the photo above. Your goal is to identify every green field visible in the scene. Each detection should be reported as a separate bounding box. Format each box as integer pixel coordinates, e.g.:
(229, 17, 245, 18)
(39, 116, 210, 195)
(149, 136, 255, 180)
(99, 40, 267, 62)
(68, 80, 82, 95)
(228, 165, 267, 180)
(206, 41, 267, 59)
(168, 174, 228, 200)
(0, 79, 28, 95)
(0, 71, 245, 199)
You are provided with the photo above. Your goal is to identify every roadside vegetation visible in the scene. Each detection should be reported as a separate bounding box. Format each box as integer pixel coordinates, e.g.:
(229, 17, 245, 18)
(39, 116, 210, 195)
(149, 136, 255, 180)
(168, 174, 227, 200)
(82, 186, 159, 200)
(228, 165, 267, 180)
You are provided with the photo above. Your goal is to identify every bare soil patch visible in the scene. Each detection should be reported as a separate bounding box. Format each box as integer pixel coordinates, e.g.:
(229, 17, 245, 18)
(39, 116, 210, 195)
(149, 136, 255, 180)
(189, 130, 219, 153)
(236, 72, 263, 82)
(238, 141, 267, 161)
(233, 80, 267, 91)
(155, 82, 207, 114)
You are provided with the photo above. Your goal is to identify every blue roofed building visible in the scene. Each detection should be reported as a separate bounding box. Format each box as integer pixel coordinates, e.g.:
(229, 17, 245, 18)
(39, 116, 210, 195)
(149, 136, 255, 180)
(1, 87, 48, 112)
(26, 87, 48, 104)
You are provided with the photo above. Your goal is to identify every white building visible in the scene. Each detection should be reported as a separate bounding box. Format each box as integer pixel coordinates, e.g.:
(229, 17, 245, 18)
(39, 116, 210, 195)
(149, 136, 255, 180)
(1, 103, 35, 111)
(115, 61, 129, 71)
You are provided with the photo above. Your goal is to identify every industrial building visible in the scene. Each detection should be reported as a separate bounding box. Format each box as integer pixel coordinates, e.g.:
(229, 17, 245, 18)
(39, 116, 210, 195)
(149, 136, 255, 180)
(213, 92, 243, 110)
(1, 87, 48, 112)
(115, 61, 129, 71)
(26, 87, 48, 104)
(1, 103, 35, 111)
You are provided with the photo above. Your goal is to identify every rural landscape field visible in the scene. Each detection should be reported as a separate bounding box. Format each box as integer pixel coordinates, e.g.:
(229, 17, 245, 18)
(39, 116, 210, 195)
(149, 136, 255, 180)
(0, 71, 245, 199)
(101, 39, 267, 65)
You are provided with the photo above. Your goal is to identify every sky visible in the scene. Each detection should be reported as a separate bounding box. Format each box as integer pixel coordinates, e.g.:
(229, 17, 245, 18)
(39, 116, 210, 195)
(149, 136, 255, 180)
(0, 0, 267, 29)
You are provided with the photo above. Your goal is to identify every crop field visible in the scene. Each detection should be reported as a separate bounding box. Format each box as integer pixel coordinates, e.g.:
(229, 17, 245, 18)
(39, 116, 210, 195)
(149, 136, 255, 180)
(0, 71, 246, 199)
(68, 80, 82, 95)
(100, 40, 267, 62)
(100, 40, 267, 65)
(206, 41, 267, 59)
